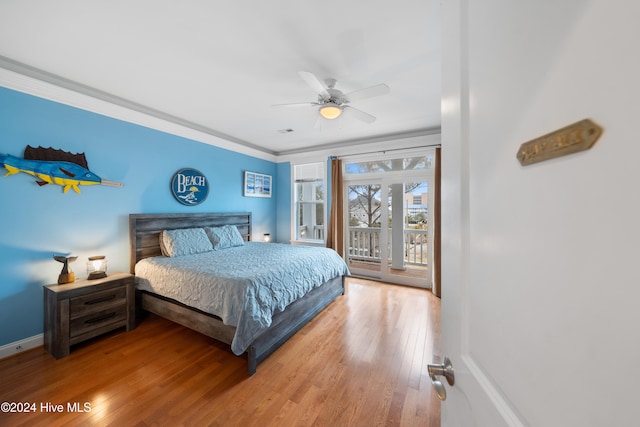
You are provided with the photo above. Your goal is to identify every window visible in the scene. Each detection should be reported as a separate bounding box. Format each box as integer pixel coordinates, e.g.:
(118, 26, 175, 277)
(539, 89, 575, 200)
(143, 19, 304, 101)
(344, 155, 434, 175)
(293, 162, 325, 243)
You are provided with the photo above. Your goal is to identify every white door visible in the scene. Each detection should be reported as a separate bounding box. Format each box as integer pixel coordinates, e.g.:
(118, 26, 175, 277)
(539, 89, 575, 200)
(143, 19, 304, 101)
(438, 1, 640, 426)
(343, 153, 435, 288)
(346, 178, 432, 287)
(384, 179, 433, 288)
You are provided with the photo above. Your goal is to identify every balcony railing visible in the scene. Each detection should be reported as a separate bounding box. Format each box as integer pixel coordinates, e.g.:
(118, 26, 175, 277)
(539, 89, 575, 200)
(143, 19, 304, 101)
(347, 227, 428, 267)
(299, 225, 325, 240)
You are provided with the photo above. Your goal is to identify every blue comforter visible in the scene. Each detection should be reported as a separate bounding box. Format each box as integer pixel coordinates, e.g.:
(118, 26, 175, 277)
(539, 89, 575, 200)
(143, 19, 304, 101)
(135, 242, 349, 355)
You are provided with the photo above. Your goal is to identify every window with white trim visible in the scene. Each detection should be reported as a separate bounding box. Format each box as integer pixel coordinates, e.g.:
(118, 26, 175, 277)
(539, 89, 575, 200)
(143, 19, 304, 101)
(293, 162, 325, 243)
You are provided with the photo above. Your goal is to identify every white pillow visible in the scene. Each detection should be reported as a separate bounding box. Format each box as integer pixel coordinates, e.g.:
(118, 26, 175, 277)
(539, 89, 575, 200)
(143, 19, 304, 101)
(161, 228, 214, 257)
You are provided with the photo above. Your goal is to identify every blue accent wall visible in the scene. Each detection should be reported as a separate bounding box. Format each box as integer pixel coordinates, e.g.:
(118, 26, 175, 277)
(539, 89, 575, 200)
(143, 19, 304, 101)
(0, 86, 278, 346)
(275, 161, 291, 243)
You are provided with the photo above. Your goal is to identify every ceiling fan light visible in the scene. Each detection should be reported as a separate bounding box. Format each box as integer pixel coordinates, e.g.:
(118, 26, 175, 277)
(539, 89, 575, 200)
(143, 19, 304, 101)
(319, 104, 343, 120)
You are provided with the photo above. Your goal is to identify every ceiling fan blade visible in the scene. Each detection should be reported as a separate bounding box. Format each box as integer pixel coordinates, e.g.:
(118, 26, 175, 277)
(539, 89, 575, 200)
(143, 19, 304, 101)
(345, 83, 390, 103)
(272, 101, 318, 108)
(314, 115, 323, 130)
(298, 71, 330, 97)
(344, 106, 376, 124)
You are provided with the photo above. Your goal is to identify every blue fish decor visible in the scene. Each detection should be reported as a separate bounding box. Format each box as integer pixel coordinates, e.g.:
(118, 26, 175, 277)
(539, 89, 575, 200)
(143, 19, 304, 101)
(0, 146, 123, 193)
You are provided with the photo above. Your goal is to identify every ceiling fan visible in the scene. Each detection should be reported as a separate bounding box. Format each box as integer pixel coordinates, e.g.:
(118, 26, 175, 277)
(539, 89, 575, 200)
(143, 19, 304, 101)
(274, 71, 390, 124)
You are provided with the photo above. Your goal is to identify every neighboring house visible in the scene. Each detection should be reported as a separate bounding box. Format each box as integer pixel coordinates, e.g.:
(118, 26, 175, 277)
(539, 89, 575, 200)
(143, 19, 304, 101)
(404, 192, 428, 222)
(348, 192, 382, 227)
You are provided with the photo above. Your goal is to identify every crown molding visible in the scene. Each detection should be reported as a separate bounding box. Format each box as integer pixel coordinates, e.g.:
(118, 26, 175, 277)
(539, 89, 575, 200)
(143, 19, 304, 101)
(0, 56, 442, 164)
(0, 56, 278, 162)
(276, 129, 442, 163)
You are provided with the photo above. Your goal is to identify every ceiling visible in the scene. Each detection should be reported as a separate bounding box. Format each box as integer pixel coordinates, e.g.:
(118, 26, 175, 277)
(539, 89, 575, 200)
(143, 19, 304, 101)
(0, 1, 441, 157)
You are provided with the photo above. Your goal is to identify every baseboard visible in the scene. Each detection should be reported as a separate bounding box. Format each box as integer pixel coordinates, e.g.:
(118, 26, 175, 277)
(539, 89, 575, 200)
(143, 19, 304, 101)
(0, 334, 43, 359)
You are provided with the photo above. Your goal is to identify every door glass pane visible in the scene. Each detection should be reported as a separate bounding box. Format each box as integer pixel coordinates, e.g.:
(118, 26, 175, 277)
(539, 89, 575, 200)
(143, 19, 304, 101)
(387, 181, 430, 280)
(347, 183, 382, 277)
(404, 155, 434, 170)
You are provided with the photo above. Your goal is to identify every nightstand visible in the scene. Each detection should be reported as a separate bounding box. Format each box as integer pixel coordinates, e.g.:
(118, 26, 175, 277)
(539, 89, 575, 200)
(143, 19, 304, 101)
(44, 272, 135, 359)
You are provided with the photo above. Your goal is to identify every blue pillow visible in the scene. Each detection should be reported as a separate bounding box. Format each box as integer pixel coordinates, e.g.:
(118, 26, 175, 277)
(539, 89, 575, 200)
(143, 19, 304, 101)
(161, 228, 214, 257)
(206, 225, 245, 250)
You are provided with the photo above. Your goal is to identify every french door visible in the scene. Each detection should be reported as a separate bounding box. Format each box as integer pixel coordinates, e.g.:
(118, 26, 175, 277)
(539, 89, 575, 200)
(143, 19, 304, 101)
(344, 154, 435, 288)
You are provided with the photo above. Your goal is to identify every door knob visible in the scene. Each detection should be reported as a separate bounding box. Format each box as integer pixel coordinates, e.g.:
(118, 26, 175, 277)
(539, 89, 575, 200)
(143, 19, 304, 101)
(428, 357, 455, 401)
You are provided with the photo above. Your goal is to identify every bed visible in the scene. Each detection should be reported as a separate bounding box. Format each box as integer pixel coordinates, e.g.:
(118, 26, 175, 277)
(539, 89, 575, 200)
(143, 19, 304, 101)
(129, 212, 348, 375)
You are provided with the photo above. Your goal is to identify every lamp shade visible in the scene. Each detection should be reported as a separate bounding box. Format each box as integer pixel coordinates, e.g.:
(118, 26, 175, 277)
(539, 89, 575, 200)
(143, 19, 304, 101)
(319, 104, 343, 120)
(87, 256, 107, 280)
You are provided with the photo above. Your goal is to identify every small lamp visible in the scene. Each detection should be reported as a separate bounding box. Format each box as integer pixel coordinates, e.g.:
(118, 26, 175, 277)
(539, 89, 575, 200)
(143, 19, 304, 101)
(87, 255, 107, 280)
(263, 233, 271, 243)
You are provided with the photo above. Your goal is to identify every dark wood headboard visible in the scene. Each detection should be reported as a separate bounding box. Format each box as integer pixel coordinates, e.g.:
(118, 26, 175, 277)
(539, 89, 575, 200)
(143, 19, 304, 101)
(129, 212, 252, 273)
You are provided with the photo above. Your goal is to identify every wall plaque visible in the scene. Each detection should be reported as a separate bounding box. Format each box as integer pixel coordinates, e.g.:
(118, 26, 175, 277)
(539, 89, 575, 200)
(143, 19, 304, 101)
(171, 168, 209, 205)
(517, 119, 603, 166)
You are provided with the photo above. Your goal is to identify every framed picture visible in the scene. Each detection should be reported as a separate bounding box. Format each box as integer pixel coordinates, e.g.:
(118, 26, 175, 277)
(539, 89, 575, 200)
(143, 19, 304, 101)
(244, 171, 272, 198)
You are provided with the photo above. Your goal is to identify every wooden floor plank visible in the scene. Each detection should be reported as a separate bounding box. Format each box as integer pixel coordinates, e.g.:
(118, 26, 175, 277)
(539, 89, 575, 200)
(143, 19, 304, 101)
(0, 278, 441, 426)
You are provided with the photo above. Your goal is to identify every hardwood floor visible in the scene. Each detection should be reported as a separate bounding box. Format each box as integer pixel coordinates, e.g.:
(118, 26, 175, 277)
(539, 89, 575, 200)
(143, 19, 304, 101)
(0, 278, 441, 426)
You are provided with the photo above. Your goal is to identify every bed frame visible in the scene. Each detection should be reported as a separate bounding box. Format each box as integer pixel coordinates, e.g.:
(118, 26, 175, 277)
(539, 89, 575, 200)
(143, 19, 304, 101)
(129, 212, 344, 375)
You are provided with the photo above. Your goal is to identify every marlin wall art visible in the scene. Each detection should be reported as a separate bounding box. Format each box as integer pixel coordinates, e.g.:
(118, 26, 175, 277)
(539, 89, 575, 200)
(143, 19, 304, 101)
(0, 146, 123, 194)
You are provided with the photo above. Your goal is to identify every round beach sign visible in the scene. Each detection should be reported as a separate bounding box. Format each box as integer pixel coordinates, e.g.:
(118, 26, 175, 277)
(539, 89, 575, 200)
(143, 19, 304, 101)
(171, 168, 209, 206)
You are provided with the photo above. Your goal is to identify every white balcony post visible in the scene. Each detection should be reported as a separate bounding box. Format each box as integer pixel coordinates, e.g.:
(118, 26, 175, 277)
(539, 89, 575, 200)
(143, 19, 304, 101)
(391, 183, 405, 270)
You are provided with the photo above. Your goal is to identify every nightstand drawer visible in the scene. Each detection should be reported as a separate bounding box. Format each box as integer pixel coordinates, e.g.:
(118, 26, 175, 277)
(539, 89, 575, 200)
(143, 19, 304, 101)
(70, 305, 127, 338)
(70, 286, 126, 317)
